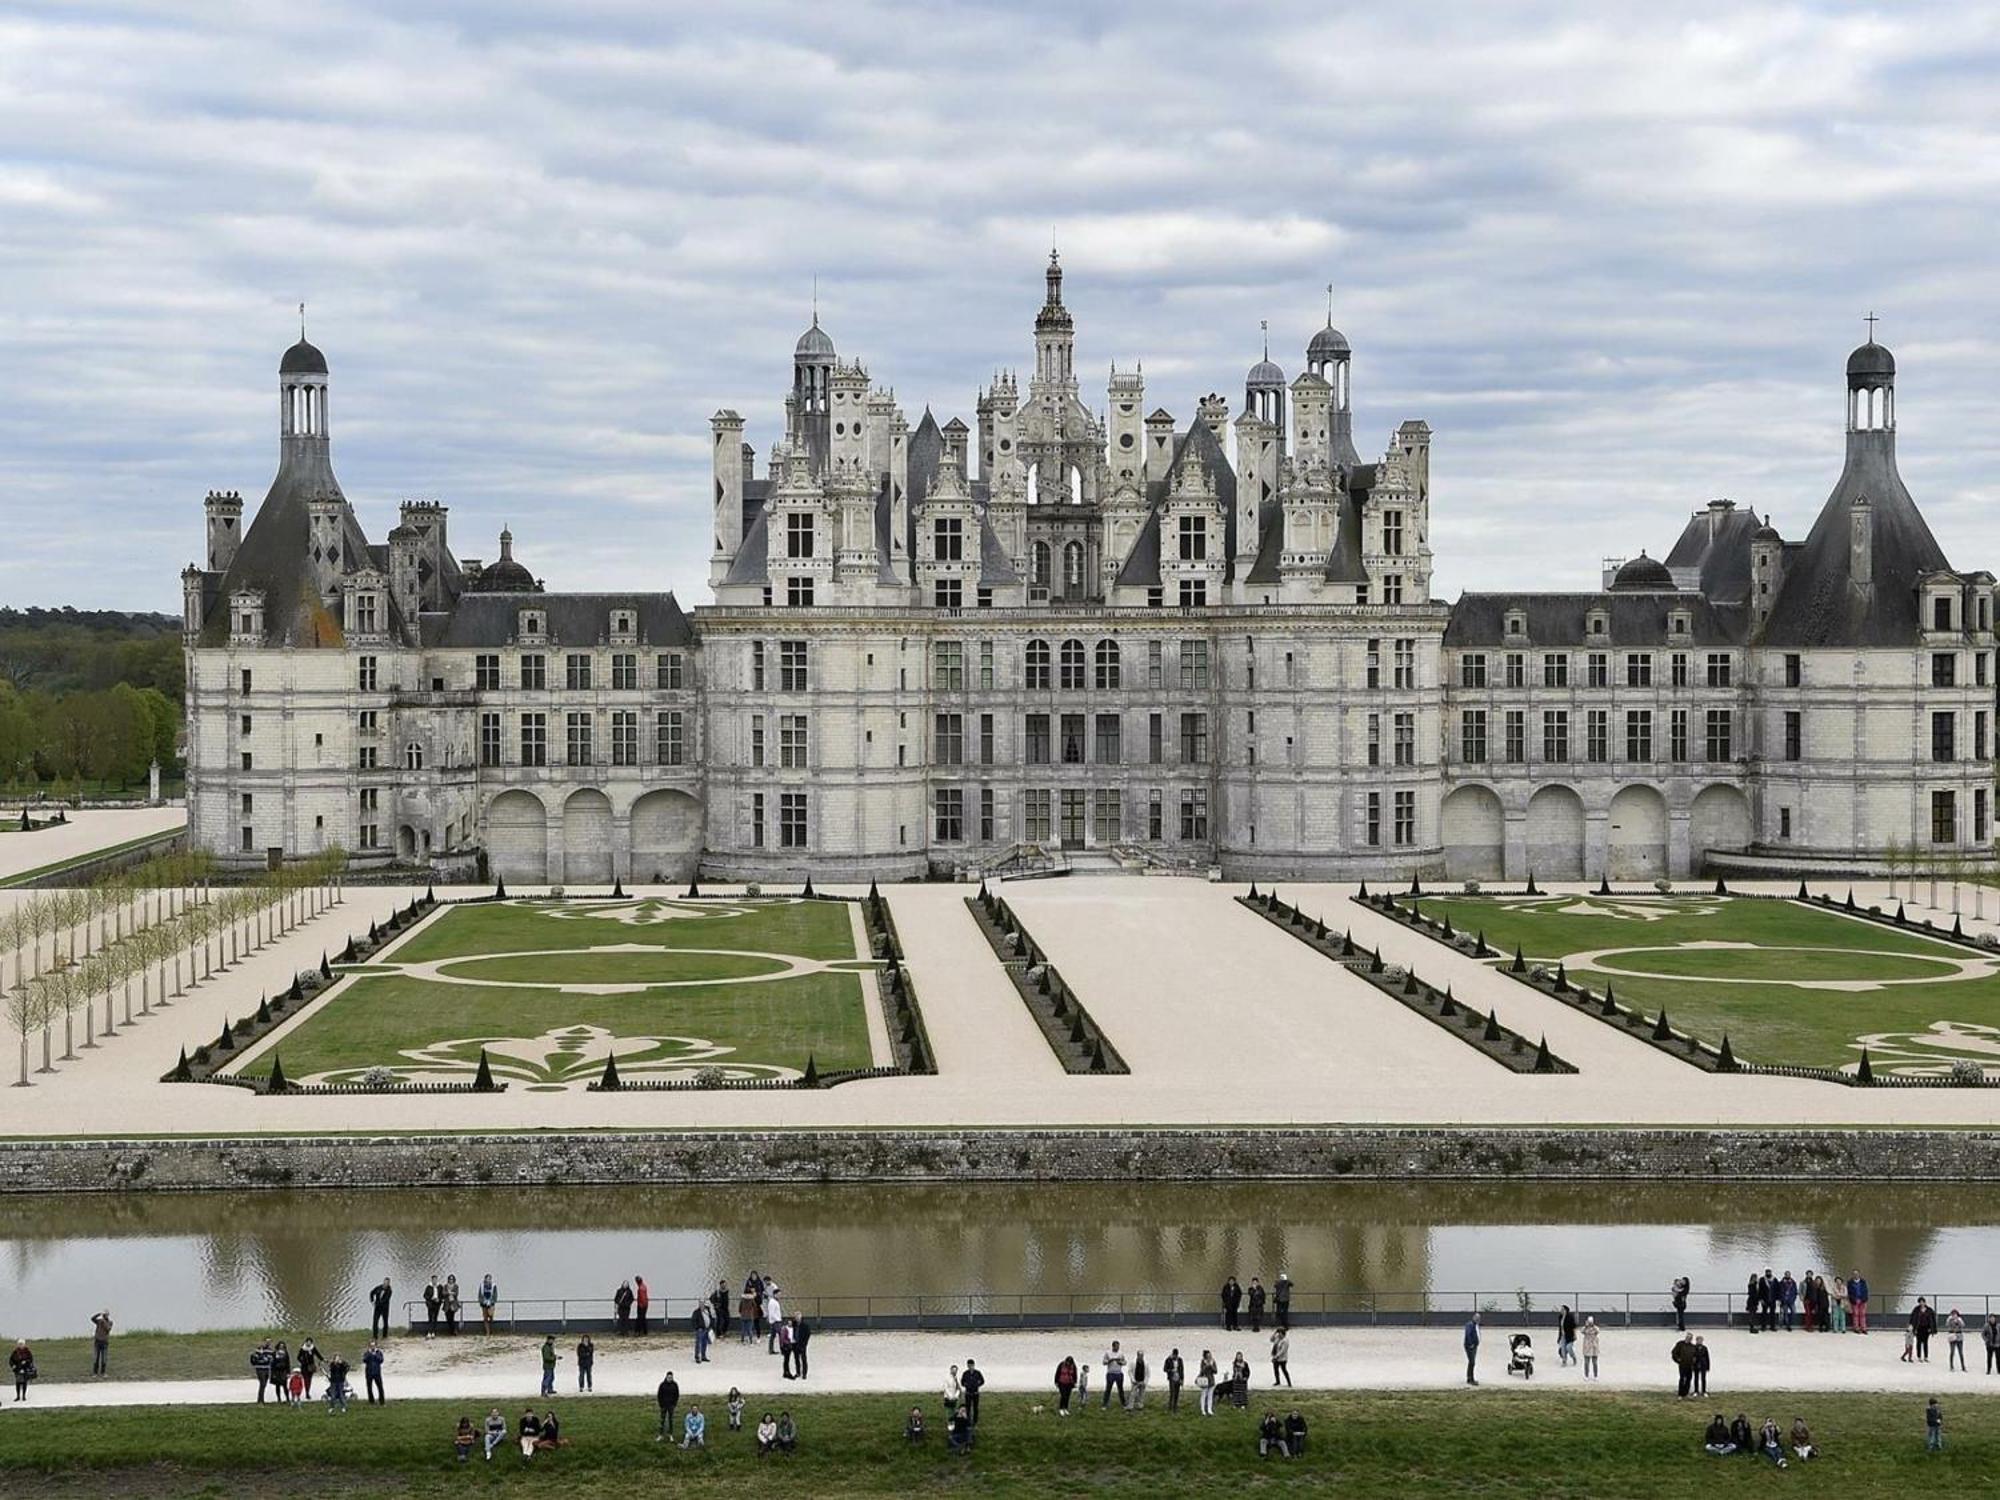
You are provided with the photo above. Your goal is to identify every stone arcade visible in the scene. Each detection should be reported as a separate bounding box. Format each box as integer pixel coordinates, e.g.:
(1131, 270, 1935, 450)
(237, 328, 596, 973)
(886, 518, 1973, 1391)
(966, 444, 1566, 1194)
(182, 266, 1995, 883)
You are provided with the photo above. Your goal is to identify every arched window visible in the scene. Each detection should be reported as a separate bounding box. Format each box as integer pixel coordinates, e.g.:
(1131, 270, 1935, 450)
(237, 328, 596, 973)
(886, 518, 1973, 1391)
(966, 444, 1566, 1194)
(1068, 466, 1083, 504)
(1025, 638, 1051, 690)
(1032, 540, 1052, 589)
(1094, 639, 1121, 690)
(405, 742, 424, 771)
(1026, 465, 1041, 507)
(1059, 638, 1086, 691)
(1063, 540, 1085, 595)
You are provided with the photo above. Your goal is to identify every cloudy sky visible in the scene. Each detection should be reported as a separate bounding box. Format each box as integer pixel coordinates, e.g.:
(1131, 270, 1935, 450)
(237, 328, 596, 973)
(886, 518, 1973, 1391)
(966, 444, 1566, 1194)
(4, 0, 1997, 611)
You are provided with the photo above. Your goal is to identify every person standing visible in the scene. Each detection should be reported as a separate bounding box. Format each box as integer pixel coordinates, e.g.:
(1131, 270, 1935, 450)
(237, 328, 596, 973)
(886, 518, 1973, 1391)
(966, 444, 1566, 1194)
(1220, 1276, 1242, 1332)
(1983, 1313, 2000, 1374)
(326, 1353, 350, 1414)
(9, 1339, 34, 1402)
(1273, 1272, 1293, 1330)
(655, 1371, 679, 1441)
(1101, 1340, 1128, 1409)
(423, 1278, 441, 1338)
(1463, 1312, 1481, 1386)
(1694, 1335, 1711, 1397)
(369, 1279, 393, 1340)
(1247, 1278, 1267, 1334)
(634, 1275, 651, 1337)
(1557, 1305, 1578, 1367)
(764, 1285, 783, 1353)
(1926, 1396, 1945, 1452)
(793, 1316, 812, 1380)
(1579, 1316, 1601, 1379)
(1779, 1272, 1798, 1332)
(1130, 1348, 1149, 1409)
(712, 1280, 732, 1339)
(1671, 1333, 1695, 1400)
(576, 1334, 594, 1392)
(89, 1311, 113, 1376)
(613, 1280, 633, 1336)
(1196, 1350, 1218, 1416)
(1671, 1276, 1690, 1333)
(694, 1301, 712, 1364)
(1054, 1355, 1077, 1415)
(1946, 1309, 1966, 1372)
(270, 1341, 293, 1404)
(478, 1274, 498, 1334)
(943, 1363, 962, 1420)
(1830, 1274, 1848, 1334)
(1743, 1271, 1760, 1333)
(742, 1274, 763, 1344)
(777, 1317, 796, 1378)
(1850, 1270, 1870, 1334)
(363, 1341, 385, 1405)
(297, 1338, 321, 1399)
(1164, 1348, 1185, 1412)
(960, 1358, 986, 1424)
(250, 1340, 274, 1403)
(1230, 1351, 1250, 1409)
(1912, 1298, 1936, 1363)
(444, 1275, 461, 1336)
(539, 1335, 558, 1396)
(1270, 1327, 1292, 1387)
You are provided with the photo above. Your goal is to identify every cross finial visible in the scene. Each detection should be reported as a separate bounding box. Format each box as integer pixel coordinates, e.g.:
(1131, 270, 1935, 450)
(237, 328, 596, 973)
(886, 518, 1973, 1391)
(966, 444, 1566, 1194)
(1864, 310, 1880, 341)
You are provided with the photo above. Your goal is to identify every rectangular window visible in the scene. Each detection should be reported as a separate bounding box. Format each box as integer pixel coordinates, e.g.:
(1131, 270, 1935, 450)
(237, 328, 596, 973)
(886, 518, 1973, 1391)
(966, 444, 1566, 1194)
(240, 669, 253, 693)
(979, 787, 996, 842)
(779, 640, 809, 691)
(244, 750, 255, 771)
(610, 653, 637, 691)
(1504, 652, 1525, 689)
(1784, 653, 1801, 688)
(357, 709, 377, 735)
(1935, 595, 1953, 631)
(1383, 574, 1404, 605)
(1586, 709, 1608, 763)
(1367, 712, 1381, 767)
(1179, 711, 1209, 763)
(520, 653, 546, 690)
(1670, 707, 1689, 763)
(1626, 653, 1652, 687)
(566, 653, 592, 691)
(1784, 711, 1802, 761)
(1366, 639, 1381, 689)
(1060, 713, 1085, 765)
(1704, 708, 1733, 762)
(750, 641, 765, 692)
(979, 639, 995, 690)
(1979, 653, 1991, 688)
(787, 576, 815, 607)
(1626, 709, 1652, 761)
(750, 714, 765, 768)
(933, 640, 964, 691)
(1543, 653, 1569, 688)
(357, 655, 377, 692)
(1025, 789, 1052, 843)
(979, 712, 994, 766)
(1460, 710, 1488, 763)
(656, 710, 685, 767)
(1025, 714, 1051, 765)
(750, 792, 765, 849)
(1393, 711, 1415, 767)
(1095, 643, 1121, 690)
(475, 653, 501, 690)
(566, 711, 594, 766)
(1365, 791, 1382, 847)
(1147, 640, 1163, 688)
(934, 788, 964, 843)
(1780, 807, 1792, 840)
(1094, 713, 1121, 764)
(935, 712, 964, 767)
(1586, 652, 1608, 688)
(779, 792, 808, 849)
(1504, 710, 1526, 763)
(1706, 653, 1732, 688)
(611, 710, 637, 766)
(1394, 790, 1416, 846)
(933, 578, 962, 609)
(1178, 514, 1207, 561)
(934, 516, 964, 562)
(1670, 652, 1689, 688)
(1459, 653, 1487, 688)
(1543, 710, 1569, 763)
(1179, 787, 1209, 841)
(1394, 639, 1416, 690)
(1148, 713, 1164, 764)
(1179, 639, 1210, 689)
(359, 788, 378, 815)
(1093, 789, 1121, 844)
(520, 712, 547, 767)
(1933, 652, 1958, 687)
(1147, 789, 1164, 841)
(1977, 711, 1989, 762)
(479, 712, 502, 767)
(1060, 643, 1086, 691)
(780, 714, 809, 769)
(1978, 788, 1990, 843)
(656, 652, 685, 690)
(1026, 640, 1051, 690)
(1932, 789, 1957, 844)
(1932, 711, 1956, 763)
(1383, 509, 1404, 556)
(786, 512, 814, 558)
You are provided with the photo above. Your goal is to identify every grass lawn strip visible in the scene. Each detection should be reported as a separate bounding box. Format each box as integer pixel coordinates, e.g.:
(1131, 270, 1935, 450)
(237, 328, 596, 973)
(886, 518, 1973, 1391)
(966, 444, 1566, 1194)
(0, 825, 184, 887)
(1403, 893, 2000, 1074)
(1, 1390, 1991, 1498)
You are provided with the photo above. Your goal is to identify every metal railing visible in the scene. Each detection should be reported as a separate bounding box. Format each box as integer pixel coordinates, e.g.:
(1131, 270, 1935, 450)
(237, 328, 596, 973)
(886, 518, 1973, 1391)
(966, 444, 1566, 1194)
(404, 1288, 1998, 1335)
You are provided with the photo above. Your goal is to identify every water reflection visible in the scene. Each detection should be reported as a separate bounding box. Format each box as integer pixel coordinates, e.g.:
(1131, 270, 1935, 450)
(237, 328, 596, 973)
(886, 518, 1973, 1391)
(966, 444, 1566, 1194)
(1, 1182, 1993, 1337)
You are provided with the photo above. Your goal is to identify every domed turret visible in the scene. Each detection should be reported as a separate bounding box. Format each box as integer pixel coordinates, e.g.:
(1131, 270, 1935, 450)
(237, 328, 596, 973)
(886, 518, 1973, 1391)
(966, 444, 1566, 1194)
(794, 315, 835, 360)
(1847, 340, 1895, 380)
(1307, 322, 1350, 368)
(1846, 320, 1895, 435)
(280, 338, 327, 376)
(469, 527, 539, 593)
(1610, 551, 1676, 592)
(1244, 321, 1286, 437)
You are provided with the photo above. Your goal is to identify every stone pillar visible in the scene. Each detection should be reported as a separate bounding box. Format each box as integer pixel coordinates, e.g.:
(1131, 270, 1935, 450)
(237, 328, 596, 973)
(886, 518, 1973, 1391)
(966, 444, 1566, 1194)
(148, 759, 161, 806)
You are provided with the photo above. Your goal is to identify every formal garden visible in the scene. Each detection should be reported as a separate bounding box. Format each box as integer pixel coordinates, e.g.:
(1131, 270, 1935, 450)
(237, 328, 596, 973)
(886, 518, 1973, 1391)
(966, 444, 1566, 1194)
(230, 896, 891, 1091)
(1395, 889, 2000, 1077)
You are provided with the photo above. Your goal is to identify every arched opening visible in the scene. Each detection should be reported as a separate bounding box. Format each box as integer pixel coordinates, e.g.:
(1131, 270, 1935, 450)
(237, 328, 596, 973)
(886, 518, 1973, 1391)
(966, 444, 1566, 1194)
(397, 825, 418, 860)
(1441, 785, 1504, 880)
(1059, 638, 1086, 690)
(1026, 464, 1041, 507)
(405, 742, 424, 771)
(1689, 784, 1752, 872)
(1094, 639, 1121, 690)
(1032, 540, 1052, 590)
(1063, 540, 1085, 597)
(562, 788, 614, 885)
(1607, 784, 1669, 880)
(1067, 465, 1083, 504)
(485, 790, 547, 884)
(1525, 784, 1585, 882)
(630, 788, 704, 884)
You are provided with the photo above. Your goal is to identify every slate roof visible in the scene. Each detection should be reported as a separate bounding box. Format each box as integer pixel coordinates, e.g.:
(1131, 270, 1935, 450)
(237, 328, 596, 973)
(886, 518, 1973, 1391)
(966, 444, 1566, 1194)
(1759, 432, 1954, 648)
(1445, 592, 1749, 647)
(422, 592, 694, 649)
(1663, 503, 1762, 604)
(197, 439, 368, 648)
(1112, 420, 1238, 588)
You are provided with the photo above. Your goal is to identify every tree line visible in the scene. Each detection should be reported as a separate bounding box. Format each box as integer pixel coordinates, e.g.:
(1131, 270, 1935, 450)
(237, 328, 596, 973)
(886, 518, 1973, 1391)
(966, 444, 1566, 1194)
(0, 609, 184, 798)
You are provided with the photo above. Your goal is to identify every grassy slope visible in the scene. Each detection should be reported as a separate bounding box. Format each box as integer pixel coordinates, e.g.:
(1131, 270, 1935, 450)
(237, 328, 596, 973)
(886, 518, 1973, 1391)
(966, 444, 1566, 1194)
(1407, 896, 1999, 1069)
(3, 1391, 1991, 1498)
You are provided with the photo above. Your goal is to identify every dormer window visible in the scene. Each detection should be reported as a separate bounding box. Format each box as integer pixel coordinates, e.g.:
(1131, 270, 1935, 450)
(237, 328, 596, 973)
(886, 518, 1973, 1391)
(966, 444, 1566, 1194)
(353, 592, 380, 635)
(1504, 610, 1527, 639)
(609, 609, 636, 641)
(519, 610, 546, 640)
(1933, 593, 1956, 632)
(1669, 610, 1690, 636)
(228, 589, 266, 645)
(1587, 610, 1608, 637)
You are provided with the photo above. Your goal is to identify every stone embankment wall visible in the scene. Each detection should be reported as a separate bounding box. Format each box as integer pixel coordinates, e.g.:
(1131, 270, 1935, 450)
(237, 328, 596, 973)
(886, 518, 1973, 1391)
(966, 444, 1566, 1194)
(5, 1128, 2000, 1193)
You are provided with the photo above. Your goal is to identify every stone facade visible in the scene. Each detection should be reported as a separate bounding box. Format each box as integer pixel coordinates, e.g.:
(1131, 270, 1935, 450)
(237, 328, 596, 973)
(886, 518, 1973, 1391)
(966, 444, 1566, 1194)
(180, 271, 1991, 882)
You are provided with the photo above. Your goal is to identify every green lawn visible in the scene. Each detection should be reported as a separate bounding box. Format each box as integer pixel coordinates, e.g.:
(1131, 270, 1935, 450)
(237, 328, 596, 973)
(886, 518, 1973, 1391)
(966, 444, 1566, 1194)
(236, 898, 875, 1087)
(1404, 893, 2000, 1073)
(1, 1390, 1989, 1498)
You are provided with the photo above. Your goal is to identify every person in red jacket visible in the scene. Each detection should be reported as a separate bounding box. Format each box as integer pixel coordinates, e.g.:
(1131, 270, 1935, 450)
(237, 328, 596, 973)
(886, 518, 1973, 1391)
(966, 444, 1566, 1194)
(1053, 1355, 1078, 1415)
(634, 1275, 651, 1336)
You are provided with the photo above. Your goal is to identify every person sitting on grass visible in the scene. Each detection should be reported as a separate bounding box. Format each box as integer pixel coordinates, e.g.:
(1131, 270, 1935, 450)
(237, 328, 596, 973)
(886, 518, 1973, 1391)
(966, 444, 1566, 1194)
(1284, 1411, 1307, 1457)
(453, 1416, 475, 1462)
(757, 1412, 778, 1456)
(906, 1405, 927, 1443)
(682, 1405, 706, 1450)
(1790, 1417, 1815, 1461)
(1702, 1414, 1735, 1455)
(1728, 1415, 1754, 1456)
(536, 1410, 562, 1452)
(1758, 1418, 1789, 1468)
(727, 1388, 744, 1431)
(776, 1411, 797, 1453)
(1258, 1411, 1286, 1458)
(482, 1407, 507, 1461)
(518, 1407, 543, 1460)
(947, 1404, 974, 1454)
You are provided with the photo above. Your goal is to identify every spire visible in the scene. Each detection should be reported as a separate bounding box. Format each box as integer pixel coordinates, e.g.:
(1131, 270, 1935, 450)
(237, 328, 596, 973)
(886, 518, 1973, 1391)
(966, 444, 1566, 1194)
(299, 301, 307, 340)
(499, 526, 513, 560)
(1261, 319, 1270, 359)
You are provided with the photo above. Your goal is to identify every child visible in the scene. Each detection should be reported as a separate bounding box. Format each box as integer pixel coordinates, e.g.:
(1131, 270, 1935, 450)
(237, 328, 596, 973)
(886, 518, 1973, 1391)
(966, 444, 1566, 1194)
(454, 1416, 475, 1462)
(1903, 1327, 1917, 1363)
(727, 1388, 745, 1431)
(1926, 1397, 1944, 1453)
(1078, 1363, 1091, 1403)
(287, 1369, 305, 1407)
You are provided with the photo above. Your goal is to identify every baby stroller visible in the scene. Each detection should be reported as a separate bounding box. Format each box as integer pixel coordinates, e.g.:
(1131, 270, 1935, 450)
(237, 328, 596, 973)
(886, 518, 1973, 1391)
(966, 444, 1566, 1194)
(1506, 1333, 1535, 1379)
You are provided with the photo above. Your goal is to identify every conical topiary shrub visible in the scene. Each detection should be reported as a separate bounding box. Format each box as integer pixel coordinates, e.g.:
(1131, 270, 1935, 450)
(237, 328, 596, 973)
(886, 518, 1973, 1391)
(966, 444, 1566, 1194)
(1714, 877, 1728, 896)
(802, 876, 815, 899)
(801, 1053, 819, 1089)
(255, 993, 271, 1025)
(320, 953, 333, 981)
(265, 1054, 289, 1094)
(1340, 931, 1355, 957)
(472, 1049, 497, 1092)
(1953, 916, 1964, 939)
(1442, 915, 1455, 941)
(1402, 970, 1419, 996)
(1600, 986, 1620, 1018)
(1248, 883, 1260, 902)
(1896, 902, 1906, 924)
(1845, 888, 1856, 910)
(426, 883, 437, 904)
(494, 877, 508, 899)
(1036, 967, 1051, 995)
(1483, 1010, 1503, 1043)
(686, 879, 702, 899)
(1475, 930, 1490, 958)
(1410, 875, 1423, 897)
(1796, 880, 1810, 900)
(1525, 875, 1540, 896)
(1068, 1011, 1087, 1045)
(1439, 987, 1458, 1017)
(1356, 881, 1368, 901)
(1856, 1048, 1874, 1085)
(1368, 949, 1384, 975)
(1533, 1035, 1554, 1072)
(1553, 962, 1568, 992)
(1510, 945, 1526, 974)
(166, 1047, 193, 1083)
(871, 878, 883, 904)
(1089, 1038, 1107, 1073)
(1652, 1009, 1673, 1041)
(611, 880, 626, 900)
(1597, 876, 1612, 896)
(905, 1034, 928, 1073)
(1717, 1034, 1737, 1071)
(1050, 985, 1068, 1018)
(599, 1053, 622, 1090)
